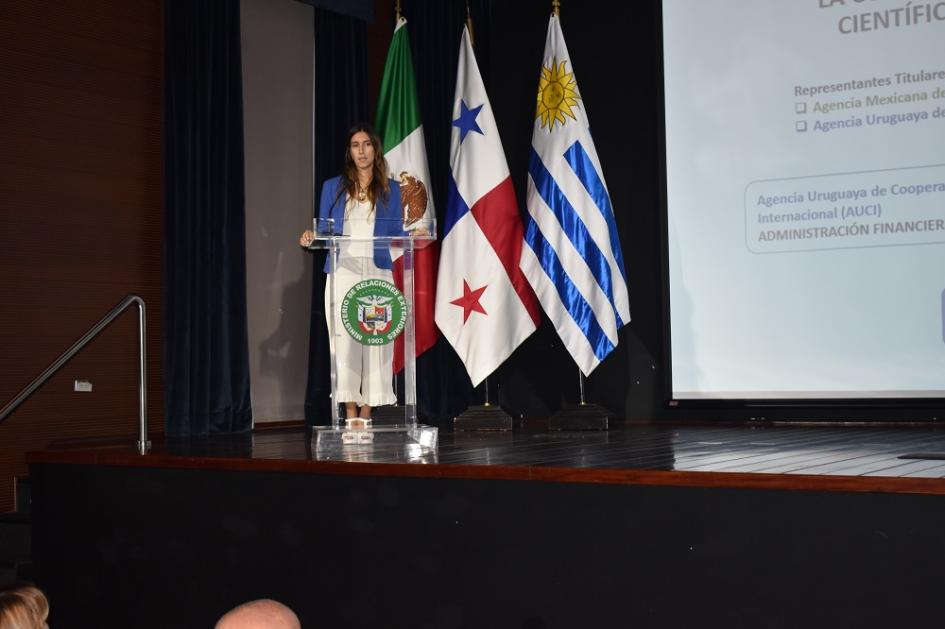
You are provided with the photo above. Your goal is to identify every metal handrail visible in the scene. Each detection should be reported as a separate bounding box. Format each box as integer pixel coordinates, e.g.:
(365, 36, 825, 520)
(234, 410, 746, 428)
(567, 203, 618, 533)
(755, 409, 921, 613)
(0, 294, 150, 454)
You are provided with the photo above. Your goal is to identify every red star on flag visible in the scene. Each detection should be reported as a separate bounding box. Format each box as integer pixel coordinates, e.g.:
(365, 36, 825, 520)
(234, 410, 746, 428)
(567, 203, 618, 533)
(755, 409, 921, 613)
(450, 280, 488, 323)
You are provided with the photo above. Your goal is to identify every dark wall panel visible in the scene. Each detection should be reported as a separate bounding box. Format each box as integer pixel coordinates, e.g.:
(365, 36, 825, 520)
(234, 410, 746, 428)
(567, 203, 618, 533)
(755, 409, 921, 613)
(0, 0, 164, 512)
(32, 462, 945, 628)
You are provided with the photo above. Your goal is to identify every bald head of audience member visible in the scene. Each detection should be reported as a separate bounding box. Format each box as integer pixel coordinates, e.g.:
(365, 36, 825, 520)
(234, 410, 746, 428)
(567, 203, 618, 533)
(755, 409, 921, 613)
(215, 599, 300, 629)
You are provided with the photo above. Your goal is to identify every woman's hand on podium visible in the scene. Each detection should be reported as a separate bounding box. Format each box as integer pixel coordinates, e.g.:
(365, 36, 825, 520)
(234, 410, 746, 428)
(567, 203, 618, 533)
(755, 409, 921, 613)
(299, 229, 315, 248)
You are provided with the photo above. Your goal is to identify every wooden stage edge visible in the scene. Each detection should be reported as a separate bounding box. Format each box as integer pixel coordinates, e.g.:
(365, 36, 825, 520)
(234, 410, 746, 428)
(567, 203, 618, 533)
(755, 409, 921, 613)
(26, 444, 945, 497)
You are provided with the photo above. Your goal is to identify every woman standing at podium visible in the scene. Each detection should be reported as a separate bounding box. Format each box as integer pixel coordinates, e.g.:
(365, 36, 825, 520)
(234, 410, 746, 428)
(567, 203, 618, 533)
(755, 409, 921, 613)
(299, 123, 406, 424)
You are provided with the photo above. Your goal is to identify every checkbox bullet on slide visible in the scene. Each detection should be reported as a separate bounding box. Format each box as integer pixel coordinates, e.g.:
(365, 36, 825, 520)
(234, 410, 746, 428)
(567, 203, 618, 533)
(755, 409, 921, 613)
(796, 120, 807, 132)
(795, 102, 807, 114)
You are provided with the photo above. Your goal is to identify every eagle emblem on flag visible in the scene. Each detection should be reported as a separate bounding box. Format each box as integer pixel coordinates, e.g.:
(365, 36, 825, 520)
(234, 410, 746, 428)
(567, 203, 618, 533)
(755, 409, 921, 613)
(398, 171, 428, 227)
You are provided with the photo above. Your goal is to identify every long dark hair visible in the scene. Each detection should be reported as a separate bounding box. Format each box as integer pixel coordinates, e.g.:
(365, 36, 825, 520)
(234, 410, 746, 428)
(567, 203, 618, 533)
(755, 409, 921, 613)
(336, 123, 390, 208)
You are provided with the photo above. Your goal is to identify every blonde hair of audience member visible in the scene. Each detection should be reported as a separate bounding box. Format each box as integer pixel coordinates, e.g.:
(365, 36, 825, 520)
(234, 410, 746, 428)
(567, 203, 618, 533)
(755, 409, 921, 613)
(0, 585, 49, 629)
(215, 598, 300, 629)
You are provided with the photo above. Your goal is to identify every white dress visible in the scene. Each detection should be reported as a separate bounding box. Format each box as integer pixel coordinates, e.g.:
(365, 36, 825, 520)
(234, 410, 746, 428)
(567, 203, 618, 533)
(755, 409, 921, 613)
(324, 196, 397, 408)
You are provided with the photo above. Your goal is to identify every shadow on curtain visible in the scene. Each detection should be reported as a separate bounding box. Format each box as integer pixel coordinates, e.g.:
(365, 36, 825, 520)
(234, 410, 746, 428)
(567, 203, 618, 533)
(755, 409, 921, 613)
(304, 8, 369, 428)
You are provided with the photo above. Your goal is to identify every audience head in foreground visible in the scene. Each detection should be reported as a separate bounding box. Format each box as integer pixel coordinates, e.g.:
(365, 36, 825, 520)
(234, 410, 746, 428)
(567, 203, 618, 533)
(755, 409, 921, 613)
(0, 584, 50, 629)
(215, 598, 301, 629)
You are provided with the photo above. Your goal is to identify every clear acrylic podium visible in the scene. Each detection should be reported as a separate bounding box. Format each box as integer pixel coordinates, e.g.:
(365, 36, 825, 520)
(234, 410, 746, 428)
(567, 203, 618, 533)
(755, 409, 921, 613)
(307, 216, 438, 457)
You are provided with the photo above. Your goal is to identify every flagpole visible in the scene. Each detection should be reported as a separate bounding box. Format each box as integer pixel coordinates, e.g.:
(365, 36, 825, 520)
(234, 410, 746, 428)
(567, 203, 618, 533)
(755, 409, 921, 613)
(541, 1, 609, 430)
(444, 10, 515, 432)
(524, 0, 626, 430)
(371, 2, 403, 425)
(466, 0, 474, 45)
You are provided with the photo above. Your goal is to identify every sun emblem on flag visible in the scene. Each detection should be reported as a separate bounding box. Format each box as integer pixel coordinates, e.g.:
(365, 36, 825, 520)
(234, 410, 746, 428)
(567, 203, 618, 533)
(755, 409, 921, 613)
(535, 57, 580, 131)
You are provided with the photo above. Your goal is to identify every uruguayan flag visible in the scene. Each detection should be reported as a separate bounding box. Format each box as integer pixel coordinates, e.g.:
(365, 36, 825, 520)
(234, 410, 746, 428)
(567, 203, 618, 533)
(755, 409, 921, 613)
(521, 14, 631, 376)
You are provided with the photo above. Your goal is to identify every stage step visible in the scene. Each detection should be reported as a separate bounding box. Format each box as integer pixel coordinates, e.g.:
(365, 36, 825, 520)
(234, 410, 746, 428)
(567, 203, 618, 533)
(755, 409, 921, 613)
(0, 476, 33, 585)
(16, 476, 31, 514)
(0, 512, 32, 586)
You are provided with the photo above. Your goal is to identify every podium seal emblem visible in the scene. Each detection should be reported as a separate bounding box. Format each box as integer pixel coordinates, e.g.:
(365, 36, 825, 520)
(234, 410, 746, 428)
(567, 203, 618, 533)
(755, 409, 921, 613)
(341, 279, 407, 345)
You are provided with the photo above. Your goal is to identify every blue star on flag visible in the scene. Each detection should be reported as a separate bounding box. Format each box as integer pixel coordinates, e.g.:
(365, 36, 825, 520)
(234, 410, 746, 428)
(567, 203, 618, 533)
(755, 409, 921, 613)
(452, 100, 484, 143)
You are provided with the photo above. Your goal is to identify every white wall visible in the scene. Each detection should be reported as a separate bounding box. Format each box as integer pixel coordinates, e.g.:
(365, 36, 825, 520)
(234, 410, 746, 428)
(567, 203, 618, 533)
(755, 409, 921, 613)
(241, 0, 314, 422)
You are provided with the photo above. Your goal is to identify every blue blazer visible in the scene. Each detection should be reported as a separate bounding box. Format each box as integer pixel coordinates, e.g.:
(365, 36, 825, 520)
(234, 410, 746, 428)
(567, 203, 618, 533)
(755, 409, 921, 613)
(317, 175, 407, 273)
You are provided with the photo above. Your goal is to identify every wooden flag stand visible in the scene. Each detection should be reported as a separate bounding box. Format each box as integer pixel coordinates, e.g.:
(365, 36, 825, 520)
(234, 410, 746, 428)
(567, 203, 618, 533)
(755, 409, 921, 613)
(549, 369, 610, 431)
(453, 377, 513, 431)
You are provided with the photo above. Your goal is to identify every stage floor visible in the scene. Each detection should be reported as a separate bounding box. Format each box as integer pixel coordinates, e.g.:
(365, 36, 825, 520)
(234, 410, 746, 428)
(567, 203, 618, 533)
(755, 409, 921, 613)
(31, 421, 945, 495)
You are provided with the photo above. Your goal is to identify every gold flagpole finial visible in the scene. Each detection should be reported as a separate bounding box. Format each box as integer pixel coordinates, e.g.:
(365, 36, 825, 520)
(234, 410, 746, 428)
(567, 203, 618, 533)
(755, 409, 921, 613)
(395, 0, 402, 21)
(552, 0, 560, 17)
(466, 0, 474, 45)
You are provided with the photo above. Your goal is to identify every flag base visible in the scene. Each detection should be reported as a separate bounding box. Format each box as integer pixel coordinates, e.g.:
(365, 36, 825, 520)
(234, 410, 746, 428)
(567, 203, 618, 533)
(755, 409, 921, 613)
(549, 403, 610, 431)
(453, 404, 513, 431)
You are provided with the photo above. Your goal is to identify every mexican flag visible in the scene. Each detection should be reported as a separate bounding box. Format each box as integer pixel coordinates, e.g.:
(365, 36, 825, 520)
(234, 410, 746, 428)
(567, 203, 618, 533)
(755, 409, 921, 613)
(375, 17, 439, 373)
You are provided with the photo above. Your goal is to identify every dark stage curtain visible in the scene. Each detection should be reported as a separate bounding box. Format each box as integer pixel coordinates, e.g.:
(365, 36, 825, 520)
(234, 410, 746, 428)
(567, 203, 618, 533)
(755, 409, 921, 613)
(304, 9, 369, 427)
(164, 0, 252, 436)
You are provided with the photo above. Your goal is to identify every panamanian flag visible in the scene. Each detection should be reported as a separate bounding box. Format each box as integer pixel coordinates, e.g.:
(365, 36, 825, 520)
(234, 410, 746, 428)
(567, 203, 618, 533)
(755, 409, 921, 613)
(434, 25, 541, 387)
(521, 14, 631, 376)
